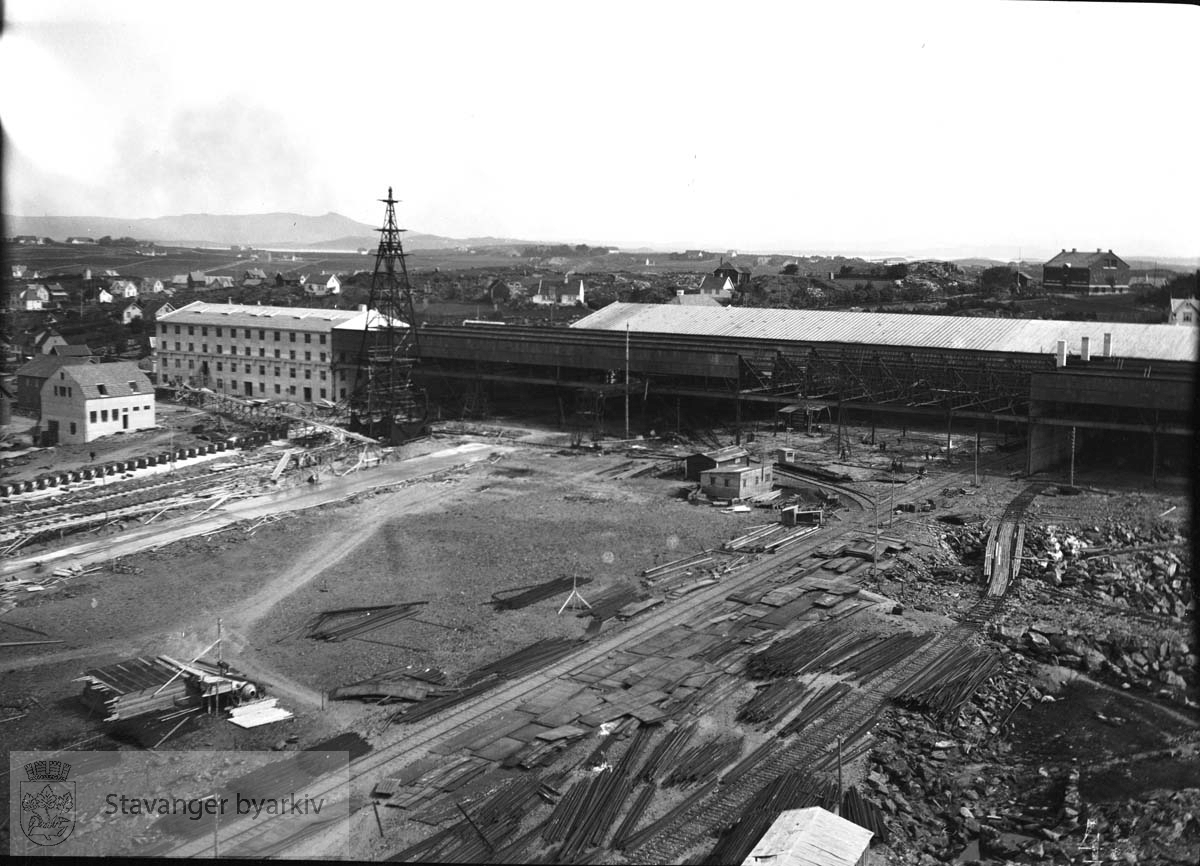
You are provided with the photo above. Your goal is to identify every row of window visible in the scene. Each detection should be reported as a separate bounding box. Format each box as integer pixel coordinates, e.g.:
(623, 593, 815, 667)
(88, 405, 150, 423)
(208, 362, 329, 379)
(162, 325, 327, 344)
(52, 385, 73, 397)
(213, 380, 334, 399)
(168, 342, 327, 362)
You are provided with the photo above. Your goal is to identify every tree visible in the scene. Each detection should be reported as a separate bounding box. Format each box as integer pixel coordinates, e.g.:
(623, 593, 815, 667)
(781, 263, 800, 276)
(979, 266, 1017, 296)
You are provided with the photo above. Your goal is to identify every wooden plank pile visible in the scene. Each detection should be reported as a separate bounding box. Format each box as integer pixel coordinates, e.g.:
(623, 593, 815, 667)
(306, 602, 427, 642)
(77, 657, 194, 722)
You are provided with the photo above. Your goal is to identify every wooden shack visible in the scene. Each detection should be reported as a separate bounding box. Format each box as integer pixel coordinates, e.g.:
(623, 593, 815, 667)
(684, 446, 749, 481)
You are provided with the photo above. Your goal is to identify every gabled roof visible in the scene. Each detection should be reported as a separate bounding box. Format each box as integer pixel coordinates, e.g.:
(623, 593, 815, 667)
(15, 354, 93, 379)
(53, 344, 95, 357)
(159, 301, 369, 331)
(1170, 297, 1199, 313)
(698, 275, 734, 295)
(572, 302, 1198, 362)
(1044, 249, 1127, 268)
(690, 446, 749, 462)
(55, 361, 152, 400)
(188, 270, 206, 281)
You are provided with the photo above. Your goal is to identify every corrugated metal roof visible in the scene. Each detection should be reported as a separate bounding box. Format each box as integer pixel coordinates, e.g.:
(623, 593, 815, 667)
(159, 301, 366, 331)
(572, 303, 1198, 362)
(742, 807, 872, 866)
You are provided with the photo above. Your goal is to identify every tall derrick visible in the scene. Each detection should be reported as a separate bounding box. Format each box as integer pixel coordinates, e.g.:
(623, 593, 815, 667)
(350, 187, 427, 443)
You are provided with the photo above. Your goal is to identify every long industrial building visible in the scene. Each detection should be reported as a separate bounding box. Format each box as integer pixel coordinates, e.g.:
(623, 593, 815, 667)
(413, 303, 1196, 480)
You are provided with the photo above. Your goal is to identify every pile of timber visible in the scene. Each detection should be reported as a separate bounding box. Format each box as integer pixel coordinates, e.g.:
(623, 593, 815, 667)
(306, 602, 426, 642)
(491, 576, 593, 611)
(77, 657, 194, 722)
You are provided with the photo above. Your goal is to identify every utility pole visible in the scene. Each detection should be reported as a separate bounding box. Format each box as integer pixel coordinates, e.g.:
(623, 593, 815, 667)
(974, 429, 981, 487)
(625, 324, 630, 440)
(1068, 426, 1076, 487)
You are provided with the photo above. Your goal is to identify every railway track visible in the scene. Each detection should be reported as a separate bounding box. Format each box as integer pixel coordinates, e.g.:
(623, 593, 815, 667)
(772, 467, 875, 510)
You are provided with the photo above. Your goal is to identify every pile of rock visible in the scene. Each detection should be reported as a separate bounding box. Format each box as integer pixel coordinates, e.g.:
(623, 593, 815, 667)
(988, 621, 1195, 704)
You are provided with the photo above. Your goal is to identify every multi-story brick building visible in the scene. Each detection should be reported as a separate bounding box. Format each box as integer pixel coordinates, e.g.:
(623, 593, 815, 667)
(155, 302, 387, 403)
(1041, 248, 1131, 294)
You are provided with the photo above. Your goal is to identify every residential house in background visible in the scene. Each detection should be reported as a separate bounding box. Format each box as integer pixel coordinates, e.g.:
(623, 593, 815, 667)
(141, 277, 166, 294)
(170, 274, 190, 288)
(117, 301, 143, 325)
(14, 354, 95, 413)
(696, 274, 735, 298)
(1041, 248, 1131, 294)
(208, 275, 235, 291)
(713, 260, 751, 288)
(33, 329, 68, 355)
(39, 361, 156, 445)
(84, 286, 114, 304)
(13, 235, 44, 245)
(304, 273, 342, 296)
(109, 279, 139, 299)
(67, 236, 97, 245)
(187, 271, 208, 289)
(11, 264, 27, 278)
(1168, 297, 1199, 325)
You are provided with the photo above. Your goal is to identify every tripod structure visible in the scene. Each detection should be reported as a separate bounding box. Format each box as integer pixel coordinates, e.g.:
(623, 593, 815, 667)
(558, 573, 592, 615)
(350, 187, 426, 444)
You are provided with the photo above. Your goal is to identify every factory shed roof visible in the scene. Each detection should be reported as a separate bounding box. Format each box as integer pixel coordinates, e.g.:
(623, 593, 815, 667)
(158, 301, 366, 331)
(571, 303, 1198, 362)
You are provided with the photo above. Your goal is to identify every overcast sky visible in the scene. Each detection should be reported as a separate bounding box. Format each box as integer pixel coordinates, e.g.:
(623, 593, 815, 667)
(3, 0, 1197, 258)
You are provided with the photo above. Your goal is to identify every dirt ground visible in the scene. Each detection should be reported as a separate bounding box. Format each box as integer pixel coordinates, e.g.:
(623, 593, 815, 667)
(1, 419, 1195, 862)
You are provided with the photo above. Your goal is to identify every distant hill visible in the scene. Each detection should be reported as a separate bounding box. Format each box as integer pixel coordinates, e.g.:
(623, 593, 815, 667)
(5, 211, 378, 247)
(5, 211, 543, 252)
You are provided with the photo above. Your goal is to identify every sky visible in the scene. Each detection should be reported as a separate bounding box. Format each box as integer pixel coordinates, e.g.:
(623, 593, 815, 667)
(3, 0, 1198, 259)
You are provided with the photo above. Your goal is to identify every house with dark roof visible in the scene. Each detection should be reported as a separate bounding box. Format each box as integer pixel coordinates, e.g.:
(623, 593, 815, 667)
(1042, 248, 1130, 294)
(39, 360, 156, 444)
(697, 275, 735, 298)
(109, 279, 139, 299)
(187, 271, 208, 289)
(714, 260, 750, 287)
(304, 273, 342, 296)
(15, 354, 95, 413)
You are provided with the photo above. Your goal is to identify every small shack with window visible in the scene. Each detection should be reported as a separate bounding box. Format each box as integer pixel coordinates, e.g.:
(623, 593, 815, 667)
(699, 464, 774, 500)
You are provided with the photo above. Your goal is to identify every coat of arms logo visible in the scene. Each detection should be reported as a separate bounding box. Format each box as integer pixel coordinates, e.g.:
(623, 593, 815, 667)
(20, 759, 76, 846)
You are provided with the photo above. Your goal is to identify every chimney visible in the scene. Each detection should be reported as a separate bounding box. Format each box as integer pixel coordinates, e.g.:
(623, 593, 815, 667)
(1055, 340, 1067, 368)
(1080, 335, 1090, 362)
(1103, 332, 1112, 357)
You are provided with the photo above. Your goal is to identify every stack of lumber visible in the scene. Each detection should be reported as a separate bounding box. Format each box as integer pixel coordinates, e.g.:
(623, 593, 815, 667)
(76, 657, 192, 722)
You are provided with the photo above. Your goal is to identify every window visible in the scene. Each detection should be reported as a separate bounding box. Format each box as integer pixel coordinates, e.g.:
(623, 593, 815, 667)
(319, 352, 326, 362)
(274, 384, 281, 394)
(274, 331, 281, 341)
(339, 388, 346, 398)
(259, 348, 266, 357)
(304, 333, 311, 344)
(175, 341, 181, 351)
(188, 360, 195, 369)
(258, 383, 264, 393)
(216, 362, 223, 372)
(244, 364, 251, 373)
(96, 384, 108, 396)
(304, 370, 311, 379)
(175, 325, 181, 335)
(1184, 313, 1193, 323)
(188, 326, 194, 335)
(216, 344, 223, 354)
(175, 359, 181, 368)
(202, 344, 208, 353)
(90, 411, 97, 422)
(129, 381, 138, 392)
(201, 327, 208, 336)
(290, 368, 296, 378)
(319, 334, 327, 345)
(259, 365, 266, 375)
(289, 332, 296, 343)
(339, 371, 346, 381)
(288, 385, 296, 395)
(304, 351, 311, 361)
(275, 367, 281, 377)
(244, 328, 251, 338)
(101, 409, 108, 421)
(215, 327, 222, 337)
(216, 379, 223, 389)
(319, 388, 327, 398)
(274, 349, 281, 359)
(159, 325, 167, 336)
(289, 350, 296, 360)
(244, 346, 251, 356)
(319, 371, 327, 381)
(188, 343, 194, 351)
(70, 422, 77, 435)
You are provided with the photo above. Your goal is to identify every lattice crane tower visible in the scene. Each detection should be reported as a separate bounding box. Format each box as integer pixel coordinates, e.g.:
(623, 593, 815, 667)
(350, 187, 426, 443)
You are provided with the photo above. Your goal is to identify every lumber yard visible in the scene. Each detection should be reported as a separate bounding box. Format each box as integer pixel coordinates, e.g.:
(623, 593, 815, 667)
(2, 200, 1195, 863)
